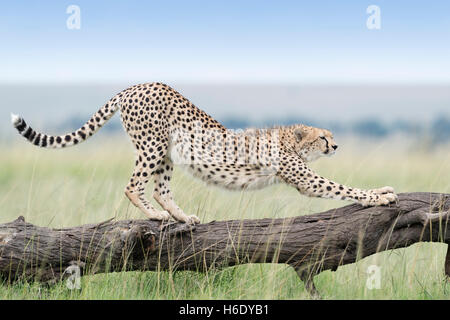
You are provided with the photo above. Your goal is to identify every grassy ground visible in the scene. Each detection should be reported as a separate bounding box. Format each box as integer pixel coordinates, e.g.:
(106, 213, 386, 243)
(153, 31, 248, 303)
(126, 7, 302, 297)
(0, 135, 449, 299)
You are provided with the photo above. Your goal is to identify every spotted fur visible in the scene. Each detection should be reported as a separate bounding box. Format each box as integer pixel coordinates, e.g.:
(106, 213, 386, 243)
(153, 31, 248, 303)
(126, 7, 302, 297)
(11, 82, 397, 224)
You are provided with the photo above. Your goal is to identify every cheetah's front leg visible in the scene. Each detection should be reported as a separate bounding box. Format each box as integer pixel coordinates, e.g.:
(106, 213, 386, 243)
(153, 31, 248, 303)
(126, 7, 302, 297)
(279, 158, 398, 206)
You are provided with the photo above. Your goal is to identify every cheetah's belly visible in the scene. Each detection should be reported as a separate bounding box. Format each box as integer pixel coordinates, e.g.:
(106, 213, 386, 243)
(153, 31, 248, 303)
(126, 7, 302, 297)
(168, 141, 280, 190)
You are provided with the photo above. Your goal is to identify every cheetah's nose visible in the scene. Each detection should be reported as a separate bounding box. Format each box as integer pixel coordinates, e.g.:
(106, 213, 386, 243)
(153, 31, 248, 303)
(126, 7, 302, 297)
(332, 145, 338, 150)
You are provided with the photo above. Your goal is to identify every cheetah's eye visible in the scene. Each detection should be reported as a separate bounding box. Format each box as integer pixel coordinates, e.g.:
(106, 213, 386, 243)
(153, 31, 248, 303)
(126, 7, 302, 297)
(320, 136, 326, 140)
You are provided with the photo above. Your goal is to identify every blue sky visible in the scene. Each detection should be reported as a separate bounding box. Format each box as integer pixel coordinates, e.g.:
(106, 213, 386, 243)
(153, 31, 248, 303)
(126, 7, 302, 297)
(0, 1, 449, 84)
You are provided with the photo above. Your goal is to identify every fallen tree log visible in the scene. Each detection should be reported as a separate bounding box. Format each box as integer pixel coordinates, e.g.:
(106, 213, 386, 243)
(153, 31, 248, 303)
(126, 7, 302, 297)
(0, 192, 449, 297)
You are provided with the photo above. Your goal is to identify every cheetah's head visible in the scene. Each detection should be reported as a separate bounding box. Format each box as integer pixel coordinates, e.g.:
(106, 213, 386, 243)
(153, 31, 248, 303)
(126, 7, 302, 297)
(288, 125, 338, 162)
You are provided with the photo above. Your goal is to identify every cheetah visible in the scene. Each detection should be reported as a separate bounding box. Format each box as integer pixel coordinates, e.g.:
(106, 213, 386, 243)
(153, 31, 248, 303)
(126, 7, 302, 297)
(11, 82, 397, 224)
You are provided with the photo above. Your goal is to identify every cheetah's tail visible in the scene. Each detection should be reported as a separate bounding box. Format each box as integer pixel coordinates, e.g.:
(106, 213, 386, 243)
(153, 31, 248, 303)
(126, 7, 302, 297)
(11, 99, 121, 149)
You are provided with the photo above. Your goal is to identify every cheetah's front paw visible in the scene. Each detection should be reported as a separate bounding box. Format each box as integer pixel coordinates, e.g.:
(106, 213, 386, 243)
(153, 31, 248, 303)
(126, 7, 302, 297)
(186, 215, 201, 225)
(362, 191, 398, 206)
(370, 186, 395, 195)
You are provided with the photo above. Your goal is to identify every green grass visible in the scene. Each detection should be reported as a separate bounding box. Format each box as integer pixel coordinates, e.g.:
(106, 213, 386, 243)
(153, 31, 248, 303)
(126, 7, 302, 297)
(0, 136, 449, 299)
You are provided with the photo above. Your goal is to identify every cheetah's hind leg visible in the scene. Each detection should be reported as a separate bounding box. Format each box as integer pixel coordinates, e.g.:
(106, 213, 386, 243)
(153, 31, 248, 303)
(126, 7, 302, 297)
(153, 157, 201, 225)
(124, 154, 171, 222)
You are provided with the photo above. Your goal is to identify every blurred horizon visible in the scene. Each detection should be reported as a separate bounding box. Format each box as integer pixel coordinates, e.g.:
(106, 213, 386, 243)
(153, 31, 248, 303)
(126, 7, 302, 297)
(1, 83, 449, 145)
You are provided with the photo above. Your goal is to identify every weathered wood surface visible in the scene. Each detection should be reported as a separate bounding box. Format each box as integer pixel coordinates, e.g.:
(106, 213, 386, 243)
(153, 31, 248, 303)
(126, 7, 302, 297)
(0, 192, 448, 297)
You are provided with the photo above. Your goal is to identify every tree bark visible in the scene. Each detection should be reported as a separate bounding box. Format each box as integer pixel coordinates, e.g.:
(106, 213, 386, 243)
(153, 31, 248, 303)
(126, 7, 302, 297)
(0, 192, 448, 297)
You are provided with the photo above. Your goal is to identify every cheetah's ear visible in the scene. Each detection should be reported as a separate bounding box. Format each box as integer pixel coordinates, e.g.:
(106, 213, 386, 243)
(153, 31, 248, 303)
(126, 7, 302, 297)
(294, 127, 308, 142)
